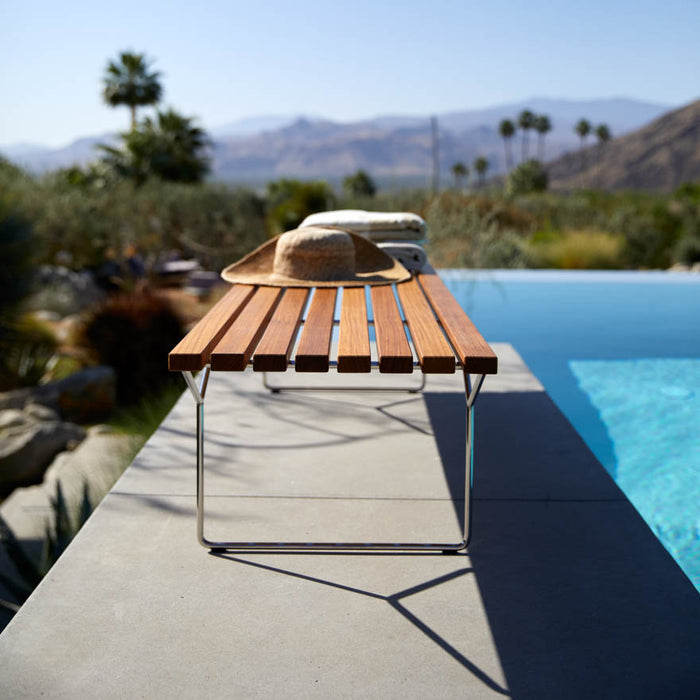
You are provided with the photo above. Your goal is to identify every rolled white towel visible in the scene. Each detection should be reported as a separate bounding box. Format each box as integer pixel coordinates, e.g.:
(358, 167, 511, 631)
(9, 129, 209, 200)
(376, 242, 427, 272)
(301, 210, 427, 241)
(359, 228, 427, 243)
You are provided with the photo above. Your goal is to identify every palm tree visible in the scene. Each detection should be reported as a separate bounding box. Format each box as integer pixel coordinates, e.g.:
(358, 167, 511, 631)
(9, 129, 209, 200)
(595, 124, 611, 187)
(103, 52, 163, 130)
(574, 118, 591, 169)
(517, 110, 535, 162)
(498, 119, 515, 171)
(595, 123, 611, 147)
(473, 157, 489, 188)
(101, 108, 210, 184)
(451, 161, 468, 190)
(534, 114, 551, 161)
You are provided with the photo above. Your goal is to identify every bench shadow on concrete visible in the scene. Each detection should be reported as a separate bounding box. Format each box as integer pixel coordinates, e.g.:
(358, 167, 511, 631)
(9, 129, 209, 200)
(425, 390, 700, 700)
(212, 551, 510, 695)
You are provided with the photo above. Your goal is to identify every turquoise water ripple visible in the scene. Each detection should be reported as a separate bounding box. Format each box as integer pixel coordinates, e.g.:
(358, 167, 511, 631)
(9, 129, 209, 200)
(571, 359, 700, 589)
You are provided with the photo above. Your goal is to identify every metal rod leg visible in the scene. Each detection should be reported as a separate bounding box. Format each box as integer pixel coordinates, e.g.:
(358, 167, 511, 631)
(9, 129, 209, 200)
(196, 399, 205, 546)
(182, 369, 209, 548)
(182, 366, 486, 553)
(462, 372, 485, 549)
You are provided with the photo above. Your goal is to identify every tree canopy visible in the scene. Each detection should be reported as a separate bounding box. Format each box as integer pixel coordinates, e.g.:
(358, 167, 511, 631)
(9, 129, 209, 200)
(596, 124, 611, 144)
(575, 119, 592, 143)
(102, 52, 163, 130)
(343, 170, 376, 198)
(100, 109, 210, 185)
(473, 157, 489, 188)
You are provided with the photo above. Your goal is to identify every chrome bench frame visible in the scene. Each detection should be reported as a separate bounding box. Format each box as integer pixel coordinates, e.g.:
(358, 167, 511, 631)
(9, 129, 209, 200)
(181, 362, 485, 553)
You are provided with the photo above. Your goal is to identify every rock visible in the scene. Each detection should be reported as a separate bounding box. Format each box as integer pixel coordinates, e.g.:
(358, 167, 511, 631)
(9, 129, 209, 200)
(26, 266, 104, 317)
(42, 431, 138, 504)
(32, 310, 61, 323)
(0, 420, 87, 493)
(0, 409, 29, 430)
(51, 366, 116, 422)
(0, 387, 34, 412)
(0, 366, 116, 422)
(24, 403, 60, 422)
(87, 424, 116, 436)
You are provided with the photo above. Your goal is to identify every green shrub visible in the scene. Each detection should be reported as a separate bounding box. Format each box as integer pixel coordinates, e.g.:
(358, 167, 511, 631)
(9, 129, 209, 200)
(266, 179, 336, 233)
(0, 200, 34, 316)
(528, 230, 623, 269)
(674, 234, 700, 265)
(425, 192, 528, 268)
(672, 181, 700, 204)
(507, 159, 548, 196)
(0, 315, 58, 391)
(2, 176, 267, 271)
(343, 170, 376, 198)
(81, 291, 185, 404)
(0, 481, 93, 615)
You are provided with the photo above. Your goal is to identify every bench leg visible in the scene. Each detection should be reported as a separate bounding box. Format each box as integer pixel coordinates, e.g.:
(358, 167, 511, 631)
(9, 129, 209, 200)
(461, 371, 485, 552)
(181, 367, 485, 553)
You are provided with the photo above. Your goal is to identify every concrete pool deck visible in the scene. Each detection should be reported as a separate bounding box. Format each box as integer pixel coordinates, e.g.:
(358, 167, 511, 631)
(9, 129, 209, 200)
(0, 344, 698, 698)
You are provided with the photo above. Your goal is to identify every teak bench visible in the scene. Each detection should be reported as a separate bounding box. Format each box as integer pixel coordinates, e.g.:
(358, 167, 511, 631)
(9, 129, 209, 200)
(169, 265, 497, 553)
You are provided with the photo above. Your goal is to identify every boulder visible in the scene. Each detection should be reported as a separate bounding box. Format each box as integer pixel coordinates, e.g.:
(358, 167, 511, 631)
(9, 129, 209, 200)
(51, 366, 116, 422)
(0, 420, 86, 493)
(0, 366, 116, 422)
(24, 404, 60, 422)
(0, 409, 29, 430)
(26, 266, 104, 317)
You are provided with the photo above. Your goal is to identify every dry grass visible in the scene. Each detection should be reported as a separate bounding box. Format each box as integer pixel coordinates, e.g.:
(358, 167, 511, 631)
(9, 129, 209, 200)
(528, 230, 624, 269)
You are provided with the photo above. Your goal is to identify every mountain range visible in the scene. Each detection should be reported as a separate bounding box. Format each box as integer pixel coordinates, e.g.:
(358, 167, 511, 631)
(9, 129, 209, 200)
(547, 98, 700, 192)
(0, 97, 674, 186)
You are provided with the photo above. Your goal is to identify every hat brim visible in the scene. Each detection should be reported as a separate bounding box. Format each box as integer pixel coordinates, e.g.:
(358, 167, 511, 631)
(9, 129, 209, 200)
(220, 231, 411, 287)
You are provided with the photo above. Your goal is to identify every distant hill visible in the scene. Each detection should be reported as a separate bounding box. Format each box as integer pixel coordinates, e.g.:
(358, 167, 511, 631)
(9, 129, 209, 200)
(1, 134, 118, 172)
(0, 97, 672, 183)
(211, 97, 670, 183)
(547, 99, 700, 192)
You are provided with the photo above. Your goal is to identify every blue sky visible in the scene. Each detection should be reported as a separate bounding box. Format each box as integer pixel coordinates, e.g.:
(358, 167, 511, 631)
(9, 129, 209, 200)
(2, 0, 699, 147)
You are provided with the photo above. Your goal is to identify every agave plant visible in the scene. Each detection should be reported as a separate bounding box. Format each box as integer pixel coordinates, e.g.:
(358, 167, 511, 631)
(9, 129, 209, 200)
(0, 481, 92, 615)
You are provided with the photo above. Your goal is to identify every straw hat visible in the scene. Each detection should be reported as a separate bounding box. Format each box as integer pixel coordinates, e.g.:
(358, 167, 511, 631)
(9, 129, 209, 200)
(220, 226, 410, 287)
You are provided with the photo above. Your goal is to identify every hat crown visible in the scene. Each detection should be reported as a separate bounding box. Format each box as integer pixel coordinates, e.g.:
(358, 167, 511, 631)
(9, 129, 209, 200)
(273, 227, 355, 282)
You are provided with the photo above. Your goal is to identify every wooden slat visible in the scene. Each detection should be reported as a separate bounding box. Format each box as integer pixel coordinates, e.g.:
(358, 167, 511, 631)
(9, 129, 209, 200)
(337, 287, 371, 373)
(295, 288, 336, 372)
(210, 287, 282, 371)
(417, 266, 498, 374)
(168, 285, 255, 371)
(370, 285, 413, 373)
(253, 288, 309, 372)
(397, 278, 456, 374)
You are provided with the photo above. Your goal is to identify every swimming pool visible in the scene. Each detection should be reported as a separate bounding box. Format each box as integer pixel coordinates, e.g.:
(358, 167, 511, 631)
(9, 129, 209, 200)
(439, 270, 700, 591)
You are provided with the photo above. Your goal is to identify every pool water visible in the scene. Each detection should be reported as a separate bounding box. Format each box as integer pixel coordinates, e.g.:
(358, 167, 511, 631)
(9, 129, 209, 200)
(439, 270, 700, 590)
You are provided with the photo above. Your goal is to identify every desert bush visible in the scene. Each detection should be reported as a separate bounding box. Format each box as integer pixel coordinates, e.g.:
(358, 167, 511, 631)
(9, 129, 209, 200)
(342, 170, 376, 198)
(425, 192, 528, 268)
(674, 234, 700, 265)
(3, 176, 267, 271)
(0, 480, 94, 616)
(0, 201, 34, 316)
(266, 179, 336, 233)
(528, 230, 623, 269)
(0, 315, 59, 391)
(507, 159, 548, 195)
(81, 291, 184, 404)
